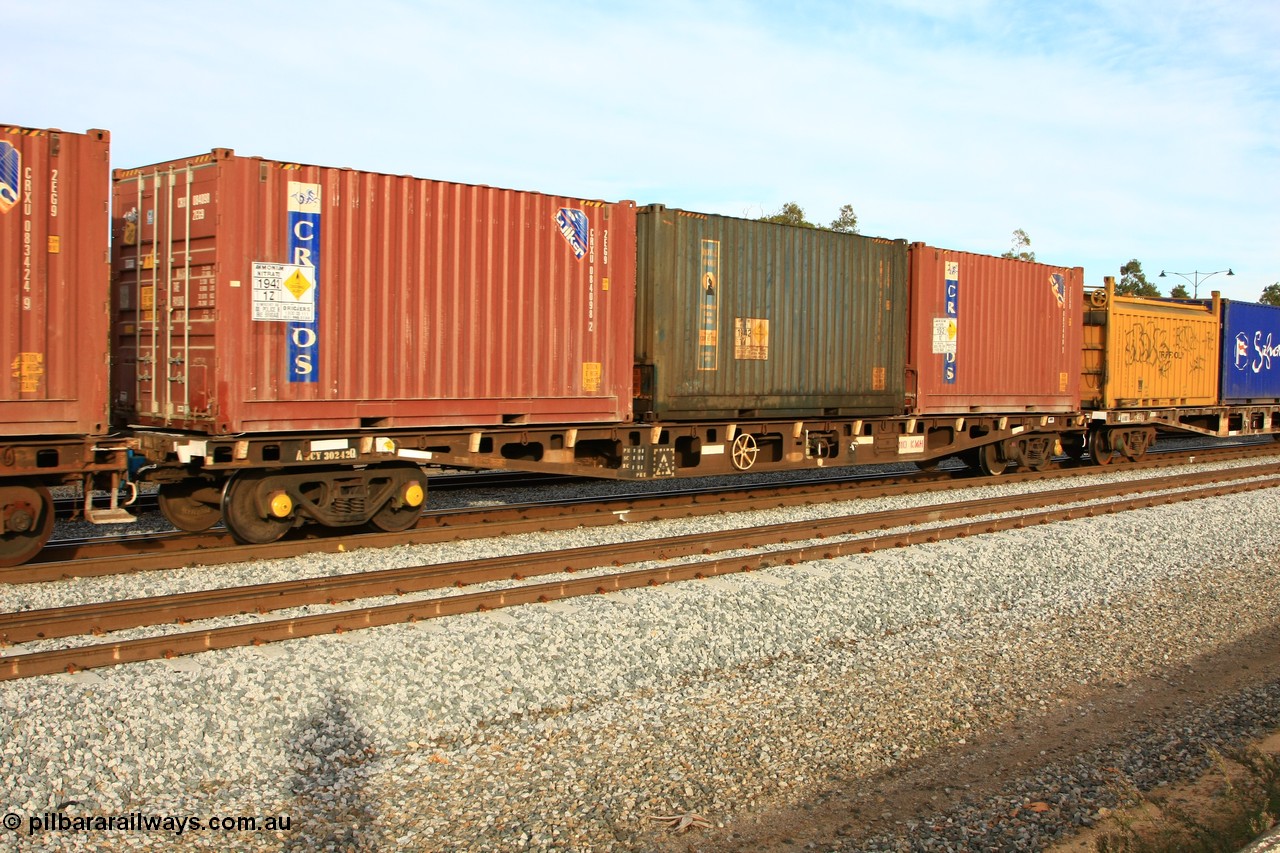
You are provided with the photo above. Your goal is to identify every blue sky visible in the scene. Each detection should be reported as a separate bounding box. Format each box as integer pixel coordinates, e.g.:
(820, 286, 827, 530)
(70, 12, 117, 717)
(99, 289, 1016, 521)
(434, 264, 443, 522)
(10, 1, 1277, 301)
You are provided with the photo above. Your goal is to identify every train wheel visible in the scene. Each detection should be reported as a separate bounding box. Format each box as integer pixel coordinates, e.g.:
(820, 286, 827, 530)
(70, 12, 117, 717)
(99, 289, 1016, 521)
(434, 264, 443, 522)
(222, 473, 293, 545)
(369, 467, 428, 533)
(158, 481, 223, 532)
(977, 443, 1007, 477)
(0, 482, 55, 567)
(1061, 434, 1087, 461)
(1088, 430, 1113, 466)
(731, 433, 759, 471)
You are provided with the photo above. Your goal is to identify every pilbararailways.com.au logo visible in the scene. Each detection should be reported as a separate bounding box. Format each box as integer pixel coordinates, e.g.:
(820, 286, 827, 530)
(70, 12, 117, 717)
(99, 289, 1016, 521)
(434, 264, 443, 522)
(8, 809, 292, 837)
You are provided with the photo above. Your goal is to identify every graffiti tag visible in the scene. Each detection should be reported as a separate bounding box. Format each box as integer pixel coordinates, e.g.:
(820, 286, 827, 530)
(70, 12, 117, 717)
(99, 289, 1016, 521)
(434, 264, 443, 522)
(1123, 322, 1211, 376)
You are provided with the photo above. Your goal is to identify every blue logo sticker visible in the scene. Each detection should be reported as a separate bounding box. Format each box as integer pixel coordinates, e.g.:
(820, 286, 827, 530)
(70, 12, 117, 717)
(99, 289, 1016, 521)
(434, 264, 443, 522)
(944, 261, 959, 385)
(1049, 273, 1065, 308)
(555, 208, 590, 259)
(0, 141, 20, 214)
(287, 181, 322, 384)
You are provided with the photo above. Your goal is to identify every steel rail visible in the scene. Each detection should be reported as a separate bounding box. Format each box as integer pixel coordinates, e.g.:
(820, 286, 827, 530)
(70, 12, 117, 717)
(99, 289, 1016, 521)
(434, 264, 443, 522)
(3, 474, 1275, 682)
(5, 466, 1274, 676)
(15, 443, 1280, 585)
(11, 463, 1276, 644)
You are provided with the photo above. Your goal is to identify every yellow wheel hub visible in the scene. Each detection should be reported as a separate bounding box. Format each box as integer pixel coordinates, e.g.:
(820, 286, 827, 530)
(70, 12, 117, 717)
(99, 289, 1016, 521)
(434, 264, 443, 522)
(268, 491, 294, 518)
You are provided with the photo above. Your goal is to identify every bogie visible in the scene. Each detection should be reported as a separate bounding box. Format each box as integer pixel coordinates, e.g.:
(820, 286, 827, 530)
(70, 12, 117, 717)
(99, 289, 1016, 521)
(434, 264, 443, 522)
(218, 464, 429, 544)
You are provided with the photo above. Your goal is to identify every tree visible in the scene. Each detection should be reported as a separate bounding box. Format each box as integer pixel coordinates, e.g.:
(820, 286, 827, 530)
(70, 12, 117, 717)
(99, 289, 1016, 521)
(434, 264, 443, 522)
(759, 202, 859, 233)
(759, 202, 816, 229)
(1169, 283, 1190, 299)
(1000, 229, 1035, 262)
(1262, 283, 1280, 307)
(829, 204, 859, 234)
(1116, 259, 1160, 298)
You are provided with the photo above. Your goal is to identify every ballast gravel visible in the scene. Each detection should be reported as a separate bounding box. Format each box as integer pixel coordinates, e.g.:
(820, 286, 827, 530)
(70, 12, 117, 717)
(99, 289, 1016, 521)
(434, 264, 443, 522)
(0, 449, 1278, 851)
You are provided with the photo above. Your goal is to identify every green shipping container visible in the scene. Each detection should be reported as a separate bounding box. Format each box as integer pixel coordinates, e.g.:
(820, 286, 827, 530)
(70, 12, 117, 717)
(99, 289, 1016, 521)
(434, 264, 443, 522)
(634, 205, 908, 420)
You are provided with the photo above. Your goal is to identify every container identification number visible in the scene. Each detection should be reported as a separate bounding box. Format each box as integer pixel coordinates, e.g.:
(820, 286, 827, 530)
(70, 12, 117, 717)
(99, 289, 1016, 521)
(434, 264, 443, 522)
(21, 167, 32, 310)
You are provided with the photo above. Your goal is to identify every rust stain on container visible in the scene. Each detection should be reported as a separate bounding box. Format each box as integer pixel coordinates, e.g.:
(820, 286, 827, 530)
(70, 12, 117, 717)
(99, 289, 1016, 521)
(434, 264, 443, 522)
(908, 244, 1083, 414)
(112, 150, 636, 433)
(0, 125, 112, 436)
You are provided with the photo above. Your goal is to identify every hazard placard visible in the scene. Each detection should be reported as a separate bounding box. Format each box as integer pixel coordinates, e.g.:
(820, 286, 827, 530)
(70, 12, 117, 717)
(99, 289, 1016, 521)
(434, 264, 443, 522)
(932, 317, 957, 355)
(252, 262, 316, 322)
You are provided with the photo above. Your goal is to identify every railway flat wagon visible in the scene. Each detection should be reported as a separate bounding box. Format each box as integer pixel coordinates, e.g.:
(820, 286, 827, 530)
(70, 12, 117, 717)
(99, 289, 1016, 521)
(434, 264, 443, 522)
(112, 148, 637, 542)
(1080, 278, 1222, 462)
(633, 206, 908, 420)
(1216, 299, 1280, 404)
(908, 245, 1083, 415)
(112, 148, 637, 434)
(0, 125, 132, 566)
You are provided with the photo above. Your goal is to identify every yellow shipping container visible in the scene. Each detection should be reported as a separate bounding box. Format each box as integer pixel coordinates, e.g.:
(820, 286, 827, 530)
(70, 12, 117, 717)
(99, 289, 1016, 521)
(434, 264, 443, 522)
(1081, 278, 1220, 409)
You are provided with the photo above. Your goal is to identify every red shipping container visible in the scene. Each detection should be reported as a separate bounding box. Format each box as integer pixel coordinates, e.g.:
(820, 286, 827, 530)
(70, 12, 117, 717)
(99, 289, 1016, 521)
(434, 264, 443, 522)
(112, 150, 636, 434)
(908, 244, 1083, 414)
(1, 125, 112, 436)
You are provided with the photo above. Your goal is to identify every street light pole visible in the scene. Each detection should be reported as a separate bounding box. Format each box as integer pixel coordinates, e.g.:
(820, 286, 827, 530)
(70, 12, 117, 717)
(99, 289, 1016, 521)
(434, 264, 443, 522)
(1158, 268, 1234, 299)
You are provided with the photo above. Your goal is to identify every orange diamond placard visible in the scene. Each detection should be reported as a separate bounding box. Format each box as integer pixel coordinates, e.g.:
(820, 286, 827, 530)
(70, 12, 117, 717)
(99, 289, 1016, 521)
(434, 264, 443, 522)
(284, 268, 313, 300)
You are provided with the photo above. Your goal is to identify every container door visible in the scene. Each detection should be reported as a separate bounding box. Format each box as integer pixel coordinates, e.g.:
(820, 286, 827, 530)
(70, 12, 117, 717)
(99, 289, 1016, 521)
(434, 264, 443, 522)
(115, 160, 219, 426)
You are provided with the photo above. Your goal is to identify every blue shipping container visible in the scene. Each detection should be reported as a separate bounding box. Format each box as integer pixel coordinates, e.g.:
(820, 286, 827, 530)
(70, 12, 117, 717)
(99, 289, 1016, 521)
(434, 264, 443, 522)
(1219, 300, 1280, 403)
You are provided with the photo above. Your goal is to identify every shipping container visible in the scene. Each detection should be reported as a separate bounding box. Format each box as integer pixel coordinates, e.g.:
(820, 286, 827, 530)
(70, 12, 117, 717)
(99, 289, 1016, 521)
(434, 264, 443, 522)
(1, 125, 111, 436)
(908, 245, 1083, 414)
(1215, 300, 1280, 404)
(633, 206, 908, 419)
(112, 149, 636, 434)
(1080, 280, 1220, 409)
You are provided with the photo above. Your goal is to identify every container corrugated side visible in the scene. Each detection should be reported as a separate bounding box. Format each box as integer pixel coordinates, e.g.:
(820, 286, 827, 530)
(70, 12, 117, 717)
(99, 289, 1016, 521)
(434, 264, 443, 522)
(112, 150, 636, 434)
(908, 245, 1082, 414)
(1080, 284, 1219, 409)
(1218, 300, 1280, 403)
(634, 206, 908, 419)
(0, 125, 111, 436)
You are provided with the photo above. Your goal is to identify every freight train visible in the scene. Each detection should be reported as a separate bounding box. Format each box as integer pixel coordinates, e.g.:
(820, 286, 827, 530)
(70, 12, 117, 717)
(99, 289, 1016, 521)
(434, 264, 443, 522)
(3, 123, 1279, 566)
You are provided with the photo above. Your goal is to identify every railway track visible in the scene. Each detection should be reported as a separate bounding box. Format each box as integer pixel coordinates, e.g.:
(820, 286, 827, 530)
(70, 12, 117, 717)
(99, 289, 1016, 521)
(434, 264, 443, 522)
(16, 440, 1279, 584)
(3, 457, 1278, 681)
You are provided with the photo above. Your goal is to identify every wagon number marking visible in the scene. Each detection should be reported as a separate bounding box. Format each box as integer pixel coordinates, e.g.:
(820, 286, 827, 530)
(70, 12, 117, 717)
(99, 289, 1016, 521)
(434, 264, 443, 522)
(296, 448, 358, 462)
